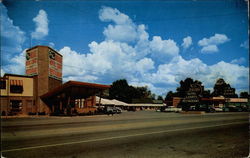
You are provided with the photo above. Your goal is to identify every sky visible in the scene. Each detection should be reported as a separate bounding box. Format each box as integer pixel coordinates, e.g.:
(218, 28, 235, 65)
(1, 0, 249, 96)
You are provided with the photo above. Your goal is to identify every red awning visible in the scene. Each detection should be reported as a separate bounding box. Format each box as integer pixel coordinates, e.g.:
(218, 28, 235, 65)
(10, 80, 23, 86)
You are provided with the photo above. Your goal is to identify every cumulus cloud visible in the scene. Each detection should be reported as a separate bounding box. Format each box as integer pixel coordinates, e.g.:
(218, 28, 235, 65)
(149, 36, 179, 63)
(59, 46, 86, 76)
(230, 57, 246, 65)
(150, 36, 179, 56)
(205, 61, 248, 89)
(99, 6, 131, 25)
(0, 3, 26, 62)
(198, 34, 230, 53)
(31, 9, 49, 40)
(49, 42, 55, 48)
(148, 56, 207, 86)
(181, 36, 192, 49)
(2, 49, 26, 75)
(135, 58, 155, 74)
(201, 45, 218, 53)
(240, 40, 249, 49)
(59, 40, 154, 83)
(99, 6, 137, 42)
(146, 56, 248, 91)
(59, 7, 248, 95)
(198, 34, 230, 46)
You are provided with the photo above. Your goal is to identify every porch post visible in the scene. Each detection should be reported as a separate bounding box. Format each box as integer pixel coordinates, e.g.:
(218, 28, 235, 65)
(67, 96, 71, 115)
(98, 91, 102, 107)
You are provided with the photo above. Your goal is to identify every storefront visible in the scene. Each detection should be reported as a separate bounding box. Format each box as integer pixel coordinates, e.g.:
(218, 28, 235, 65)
(41, 81, 110, 115)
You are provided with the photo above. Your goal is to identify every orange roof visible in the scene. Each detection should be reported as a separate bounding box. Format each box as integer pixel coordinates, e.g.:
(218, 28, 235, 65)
(41, 80, 110, 99)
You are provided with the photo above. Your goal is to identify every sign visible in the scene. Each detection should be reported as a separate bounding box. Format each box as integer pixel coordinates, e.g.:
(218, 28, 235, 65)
(183, 83, 203, 103)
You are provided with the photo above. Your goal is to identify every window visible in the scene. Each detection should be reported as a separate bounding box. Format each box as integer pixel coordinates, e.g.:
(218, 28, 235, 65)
(10, 85, 23, 93)
(26, 52, 30, 60)
(49, 50, 55, 60)
(10, 80, 23, 93)
(10, 100, 22, 112)
(0, 80, 6, 89)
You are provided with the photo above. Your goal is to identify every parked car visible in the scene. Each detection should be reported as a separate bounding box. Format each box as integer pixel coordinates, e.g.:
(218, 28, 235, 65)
(105, 106, 122, 115)
(195, 105, 215, 112)
(114, 107, 122, 114)
(228, 105, 248, 112)
(213, 107, 223, 112)
(164, 106, 182, 112)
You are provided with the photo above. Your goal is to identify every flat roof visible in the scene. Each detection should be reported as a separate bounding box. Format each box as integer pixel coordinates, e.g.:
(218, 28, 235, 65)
(3, 73, 33, 78)
(41, 80, 110, 100)
(26, 45, 62, 57)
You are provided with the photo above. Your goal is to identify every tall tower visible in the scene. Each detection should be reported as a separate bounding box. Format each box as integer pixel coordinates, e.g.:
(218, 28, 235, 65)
(25, 46, 63, 114)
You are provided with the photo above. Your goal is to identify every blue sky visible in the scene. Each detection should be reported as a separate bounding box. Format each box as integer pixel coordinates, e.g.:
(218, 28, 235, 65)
(1, 0, 249, 96)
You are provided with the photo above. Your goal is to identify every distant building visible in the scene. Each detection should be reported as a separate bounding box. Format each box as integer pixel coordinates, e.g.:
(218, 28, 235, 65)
(165, 97, 182, 107)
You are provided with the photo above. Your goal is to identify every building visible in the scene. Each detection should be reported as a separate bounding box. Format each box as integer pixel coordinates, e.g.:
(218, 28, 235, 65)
(41, 81, 110, 115)
(26, 46, 63, 114)
(0, 74, 34, 115)
(1, 45, 110, 116)
(166, 97, 182, 107)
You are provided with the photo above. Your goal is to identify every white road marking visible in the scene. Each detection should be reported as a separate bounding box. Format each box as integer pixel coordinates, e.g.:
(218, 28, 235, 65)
(2, 121, 247, 153)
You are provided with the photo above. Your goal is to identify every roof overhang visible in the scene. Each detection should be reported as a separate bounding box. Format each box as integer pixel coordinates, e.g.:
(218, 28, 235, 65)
(41, 81, 110, 102)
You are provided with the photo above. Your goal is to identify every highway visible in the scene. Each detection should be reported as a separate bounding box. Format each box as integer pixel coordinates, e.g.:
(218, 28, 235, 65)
(1, 111, 249, 158)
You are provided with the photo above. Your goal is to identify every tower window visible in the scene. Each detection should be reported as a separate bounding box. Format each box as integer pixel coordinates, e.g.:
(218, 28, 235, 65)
(49, 50, 55, 60)
(26, 52, 30, 60)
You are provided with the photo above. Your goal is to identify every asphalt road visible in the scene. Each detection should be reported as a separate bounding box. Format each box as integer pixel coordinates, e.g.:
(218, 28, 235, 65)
(1, 111, 249, 158)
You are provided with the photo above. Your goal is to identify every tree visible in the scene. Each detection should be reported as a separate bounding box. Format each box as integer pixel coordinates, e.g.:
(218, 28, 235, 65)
(165, 91, 174, 101)
(202, 90, 211, 98)
(150, 93, 156, 100)
(109, 79, 154, 103)
(176, 78, 194, 97)
(109, 79, 131, 103)
(240, 92, 249, 98)
(157, 96, 163, 100)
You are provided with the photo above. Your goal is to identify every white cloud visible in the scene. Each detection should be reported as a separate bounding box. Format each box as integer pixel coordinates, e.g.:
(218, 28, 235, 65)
(31, 9, 49, 40)
(49, 42, 55, 48)
(59, 46, 86, 76)
(205, 61, 249, 89)
(230, 57, 246, 65)
(198, 34, 230, 46)
(0, 3, 26, 56)
(135, 58, 155, 74)
(201, 45, 218, 53)
(142, 55, 248, 94)
(1, 68, 5, 77)
(149, 36, 179, 60)
(2, 49, 26, 75)
(63, 75, 98, 83)
(58, 7, 248, 95)
(99, 6, 137, 42)
(240, 40, 249, 49)
(198, 34, 230, 53)
(181, 36, 192, 49)
(148, 56, 208, 86)
(99, 6, 131, 25)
